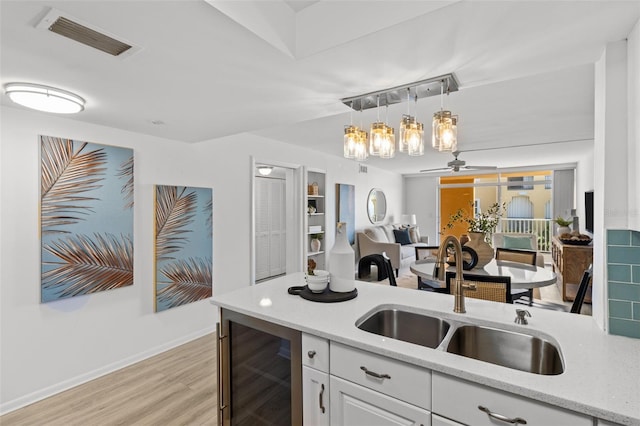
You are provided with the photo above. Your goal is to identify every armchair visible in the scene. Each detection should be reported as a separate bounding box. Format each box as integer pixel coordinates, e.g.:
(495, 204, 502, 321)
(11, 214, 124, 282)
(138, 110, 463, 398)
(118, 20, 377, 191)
(357, 224, 428, 276)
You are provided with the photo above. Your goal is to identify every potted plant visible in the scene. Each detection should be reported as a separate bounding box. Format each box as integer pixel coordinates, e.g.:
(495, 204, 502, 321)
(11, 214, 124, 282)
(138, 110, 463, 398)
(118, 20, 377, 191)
(554, 216, 572, 236)
(443, 202, 506, 268)
(310, 233, 323, 252)
(444, 202, 506, 243)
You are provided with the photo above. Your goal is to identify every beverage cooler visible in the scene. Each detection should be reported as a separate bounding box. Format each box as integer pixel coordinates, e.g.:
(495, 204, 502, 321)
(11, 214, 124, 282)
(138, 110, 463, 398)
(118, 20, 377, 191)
(217, 308, 302, 425)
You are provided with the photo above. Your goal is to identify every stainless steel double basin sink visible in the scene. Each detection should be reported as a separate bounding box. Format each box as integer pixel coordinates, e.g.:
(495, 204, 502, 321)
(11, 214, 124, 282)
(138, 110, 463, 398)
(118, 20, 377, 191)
(356, 306, 564, 375)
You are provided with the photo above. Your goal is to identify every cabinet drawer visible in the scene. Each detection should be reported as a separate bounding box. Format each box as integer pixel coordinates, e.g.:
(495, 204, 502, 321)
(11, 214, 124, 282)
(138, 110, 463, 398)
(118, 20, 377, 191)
(432, 372, 592, 426)
(330, 376, 431, 426)
(330, 342, 431, 409)
(302, 333, 329, 372)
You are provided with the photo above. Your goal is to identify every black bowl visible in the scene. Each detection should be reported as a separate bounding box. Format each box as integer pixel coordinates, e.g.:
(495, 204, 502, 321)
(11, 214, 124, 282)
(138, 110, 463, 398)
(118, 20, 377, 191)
(559, 238, 592, 246)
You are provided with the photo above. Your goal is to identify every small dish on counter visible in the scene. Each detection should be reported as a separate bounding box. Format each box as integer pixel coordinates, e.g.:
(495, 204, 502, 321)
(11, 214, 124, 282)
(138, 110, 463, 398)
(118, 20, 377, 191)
(306, 270, 329, 293)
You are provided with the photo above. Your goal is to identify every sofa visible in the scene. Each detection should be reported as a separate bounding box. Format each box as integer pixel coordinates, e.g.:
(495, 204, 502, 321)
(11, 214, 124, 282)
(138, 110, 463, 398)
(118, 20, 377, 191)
(357, 224, 429, 276)
(491, 232, 545, 267)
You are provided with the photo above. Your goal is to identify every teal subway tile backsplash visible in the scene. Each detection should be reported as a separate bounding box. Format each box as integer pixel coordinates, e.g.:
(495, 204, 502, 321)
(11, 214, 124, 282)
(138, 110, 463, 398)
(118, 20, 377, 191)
(608, 229, 640, 339)
(607, 246, 640, 265)
(609, 318, 640, 339)
(609, 300, 633, 319)
(608, 264, 631, 282)
(608, 229, 631, 245)
(609, 283, 640, 302)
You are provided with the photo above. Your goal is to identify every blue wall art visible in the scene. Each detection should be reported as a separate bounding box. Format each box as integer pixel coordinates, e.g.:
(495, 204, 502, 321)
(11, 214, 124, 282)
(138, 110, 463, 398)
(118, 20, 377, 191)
(155, 185, 213, 312)
(337, 183, 356, 245)
(40, 135, 134, 303)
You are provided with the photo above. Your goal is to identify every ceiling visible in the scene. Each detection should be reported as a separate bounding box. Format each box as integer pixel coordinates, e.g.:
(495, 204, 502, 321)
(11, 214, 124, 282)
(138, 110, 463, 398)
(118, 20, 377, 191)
(1, 1, 639, 175)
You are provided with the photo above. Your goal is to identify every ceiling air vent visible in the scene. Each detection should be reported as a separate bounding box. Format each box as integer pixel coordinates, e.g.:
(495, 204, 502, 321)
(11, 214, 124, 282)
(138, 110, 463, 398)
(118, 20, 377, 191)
(36, 8, 136, 57)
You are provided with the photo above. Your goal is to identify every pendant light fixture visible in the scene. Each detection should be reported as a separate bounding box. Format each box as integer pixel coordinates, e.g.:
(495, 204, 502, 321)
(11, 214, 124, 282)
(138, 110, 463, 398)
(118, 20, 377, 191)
(354, 104, 368, 161)
(399, 89, 424, 156)
(340, 73, 458, 161)
(343, 101, 359, 159)
(370, 95, 395, 158)
(432, 79, 458, 152)
(378, 104, 395, 159)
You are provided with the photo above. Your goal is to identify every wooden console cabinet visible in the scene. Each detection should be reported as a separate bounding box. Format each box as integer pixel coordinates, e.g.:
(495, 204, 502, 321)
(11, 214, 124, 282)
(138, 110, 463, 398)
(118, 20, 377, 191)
(551, 236, 593, 302)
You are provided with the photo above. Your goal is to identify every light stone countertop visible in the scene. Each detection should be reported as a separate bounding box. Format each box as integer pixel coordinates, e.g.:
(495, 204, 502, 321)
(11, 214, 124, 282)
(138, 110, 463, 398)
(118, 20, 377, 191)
(210, 272, 640, 426)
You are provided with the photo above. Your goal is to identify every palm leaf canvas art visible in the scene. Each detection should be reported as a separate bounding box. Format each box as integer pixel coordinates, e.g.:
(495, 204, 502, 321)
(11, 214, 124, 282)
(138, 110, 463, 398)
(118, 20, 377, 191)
(40, 135, 134, 303)
(155, 185, 213, 312)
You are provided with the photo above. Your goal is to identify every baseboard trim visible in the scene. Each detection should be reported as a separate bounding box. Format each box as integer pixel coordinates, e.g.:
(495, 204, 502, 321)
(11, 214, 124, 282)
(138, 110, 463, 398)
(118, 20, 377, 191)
(0, 326, 215, 416)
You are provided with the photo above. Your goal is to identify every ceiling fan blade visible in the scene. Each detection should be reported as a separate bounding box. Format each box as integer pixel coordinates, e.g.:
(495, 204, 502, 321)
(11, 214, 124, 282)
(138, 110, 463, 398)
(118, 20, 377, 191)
(463, 165, 498, 170)
(419, 167, 452, 173)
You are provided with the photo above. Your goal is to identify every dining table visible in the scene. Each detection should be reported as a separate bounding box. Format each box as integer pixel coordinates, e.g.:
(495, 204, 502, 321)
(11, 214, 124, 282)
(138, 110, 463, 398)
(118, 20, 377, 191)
(410, 258, 557, 291)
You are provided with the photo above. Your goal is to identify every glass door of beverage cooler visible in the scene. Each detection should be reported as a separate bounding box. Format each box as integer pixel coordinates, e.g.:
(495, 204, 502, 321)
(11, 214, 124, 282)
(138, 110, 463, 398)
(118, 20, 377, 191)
(218, 309, 302, 426)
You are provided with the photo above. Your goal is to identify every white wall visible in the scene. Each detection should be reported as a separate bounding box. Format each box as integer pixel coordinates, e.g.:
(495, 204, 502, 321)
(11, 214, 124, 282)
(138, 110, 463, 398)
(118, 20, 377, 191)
(592, 40, 631, 329)
(629, 20, 640, 230)
(403, 175, 440, 244)
(0, 106, 403, 412)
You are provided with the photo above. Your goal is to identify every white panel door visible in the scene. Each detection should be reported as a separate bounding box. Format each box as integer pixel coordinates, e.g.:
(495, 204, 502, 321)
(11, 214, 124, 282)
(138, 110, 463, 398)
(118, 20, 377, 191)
(255, 177, 287, 281)
(330, 376, 431, 426)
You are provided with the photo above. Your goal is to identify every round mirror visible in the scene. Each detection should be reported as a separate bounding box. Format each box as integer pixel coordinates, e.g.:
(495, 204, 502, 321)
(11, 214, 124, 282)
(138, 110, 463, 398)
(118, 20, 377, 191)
(367, 188, 387, 224)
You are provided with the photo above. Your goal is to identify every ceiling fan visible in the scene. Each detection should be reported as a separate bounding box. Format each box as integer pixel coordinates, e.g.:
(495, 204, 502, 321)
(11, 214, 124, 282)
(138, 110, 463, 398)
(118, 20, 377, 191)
(420, 151, 497, 173)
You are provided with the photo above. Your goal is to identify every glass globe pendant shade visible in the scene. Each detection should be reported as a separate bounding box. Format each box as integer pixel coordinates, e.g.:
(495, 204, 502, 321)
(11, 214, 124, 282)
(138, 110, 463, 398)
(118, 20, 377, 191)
(369, 122, 386, 156)
(407, 121, 424, 156)
(432, 110, 457, 152)
(378, 125, 396, 159)
(343, 125, 359, 159)
(399, 115, 411, 153)
(400, 115, 424, 156)
(354, 129, 369, 161)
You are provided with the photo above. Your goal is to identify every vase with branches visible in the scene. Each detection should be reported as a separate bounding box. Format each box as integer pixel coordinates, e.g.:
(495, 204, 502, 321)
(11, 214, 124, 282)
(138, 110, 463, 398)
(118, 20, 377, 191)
(444, 201, 506, 243)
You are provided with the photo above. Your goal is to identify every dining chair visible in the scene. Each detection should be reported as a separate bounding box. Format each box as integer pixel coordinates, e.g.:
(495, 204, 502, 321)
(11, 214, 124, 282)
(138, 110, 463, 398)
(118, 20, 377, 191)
(516, 265, 592, 314)
(570, 266, 592, 314)
(381, 253, 397, 287)
(446, 271, 513, 304)
(495, 248, 537, 305)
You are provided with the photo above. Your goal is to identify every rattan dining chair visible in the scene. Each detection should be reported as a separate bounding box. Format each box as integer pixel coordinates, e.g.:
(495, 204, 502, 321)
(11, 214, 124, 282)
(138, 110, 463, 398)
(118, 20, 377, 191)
(446, 271, 513, 304)
(495, 248, 537, 305)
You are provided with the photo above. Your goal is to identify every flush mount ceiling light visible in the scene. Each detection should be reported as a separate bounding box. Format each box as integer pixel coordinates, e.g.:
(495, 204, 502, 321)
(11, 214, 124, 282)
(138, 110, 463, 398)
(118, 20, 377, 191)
(432, 78, 458, 152)
(257, 166, 274, 176)
(341, 73, 458, 160)
(4, 83, 85, 114)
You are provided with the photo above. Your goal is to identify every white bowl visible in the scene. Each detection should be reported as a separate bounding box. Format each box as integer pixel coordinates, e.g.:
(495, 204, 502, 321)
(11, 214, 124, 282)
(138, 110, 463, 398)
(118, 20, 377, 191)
(307, 270, 329, 292)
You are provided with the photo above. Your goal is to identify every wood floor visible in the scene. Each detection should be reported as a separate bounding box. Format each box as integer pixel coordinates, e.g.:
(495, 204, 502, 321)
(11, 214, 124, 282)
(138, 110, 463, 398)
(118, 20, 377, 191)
(1, 334, 218, 426)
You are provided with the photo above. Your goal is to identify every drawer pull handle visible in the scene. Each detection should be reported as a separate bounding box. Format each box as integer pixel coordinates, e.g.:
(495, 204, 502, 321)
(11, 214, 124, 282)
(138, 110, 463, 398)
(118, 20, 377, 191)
(319, 383, 326, 413)
(478, 406, 527, 424)
(308, 350, 316, 359)
(360, 366, 391, 380)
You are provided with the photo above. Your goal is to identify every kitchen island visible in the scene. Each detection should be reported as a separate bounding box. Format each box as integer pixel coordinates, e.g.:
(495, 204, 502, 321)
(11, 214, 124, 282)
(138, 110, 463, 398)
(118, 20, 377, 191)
(210, 273, 640, 426)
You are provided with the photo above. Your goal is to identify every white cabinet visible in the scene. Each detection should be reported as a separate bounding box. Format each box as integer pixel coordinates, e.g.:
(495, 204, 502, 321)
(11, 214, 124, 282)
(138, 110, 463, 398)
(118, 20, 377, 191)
(304, 366, 330, 426)
(302, 333, 330, 425)
(432, 372, 592, 426)
(330, 376, 431, 426)
(329, 342, 431, 426)
(330, 342, 431, 409)
(302, 333, 329, 372)
(431, 414, 462, 426)
(597, 420, 624, 426)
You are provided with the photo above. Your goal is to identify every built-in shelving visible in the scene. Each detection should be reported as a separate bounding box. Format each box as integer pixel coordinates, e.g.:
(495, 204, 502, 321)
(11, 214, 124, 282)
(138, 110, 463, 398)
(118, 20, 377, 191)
(305, 169, 326, 271)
